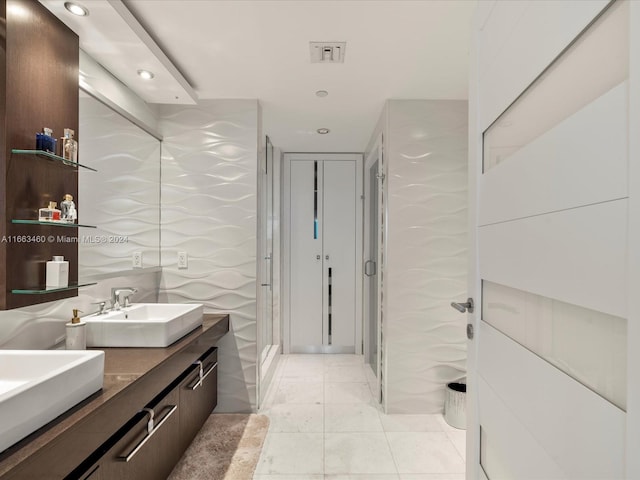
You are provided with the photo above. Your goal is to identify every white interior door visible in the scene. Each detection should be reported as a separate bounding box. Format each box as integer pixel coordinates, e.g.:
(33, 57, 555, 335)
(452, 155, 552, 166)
(289, 160, 323, 348)
(284, 153, 363, 354)
(467, 2, 629, 479)
(323, 160, 356, 349)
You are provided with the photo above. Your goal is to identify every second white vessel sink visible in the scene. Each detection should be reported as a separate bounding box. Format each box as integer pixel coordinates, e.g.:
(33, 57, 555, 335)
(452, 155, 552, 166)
(0, 350, 104, 453)
(85, 303, 204, 347)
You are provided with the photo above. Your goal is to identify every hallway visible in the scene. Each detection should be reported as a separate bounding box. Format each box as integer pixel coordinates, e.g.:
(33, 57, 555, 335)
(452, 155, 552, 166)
(254, 355, 465, 479)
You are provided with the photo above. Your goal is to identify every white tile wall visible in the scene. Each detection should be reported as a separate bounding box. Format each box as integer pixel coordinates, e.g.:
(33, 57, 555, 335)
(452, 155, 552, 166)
(157, 100, 259, 412)
(384, 100, 468, 413)
(79, 93, 161, 276)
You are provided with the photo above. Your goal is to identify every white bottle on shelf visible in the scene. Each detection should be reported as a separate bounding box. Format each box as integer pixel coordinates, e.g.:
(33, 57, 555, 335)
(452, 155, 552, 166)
(46, 255, 69, 288)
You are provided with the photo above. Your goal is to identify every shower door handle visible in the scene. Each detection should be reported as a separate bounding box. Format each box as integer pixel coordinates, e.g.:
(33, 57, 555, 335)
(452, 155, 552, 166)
(364, 260, 376, 276)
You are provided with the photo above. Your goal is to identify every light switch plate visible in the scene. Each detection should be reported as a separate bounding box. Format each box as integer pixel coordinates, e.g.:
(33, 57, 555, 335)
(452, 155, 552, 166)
(178, 251, 188, 269)
(132, 251, 142, 268)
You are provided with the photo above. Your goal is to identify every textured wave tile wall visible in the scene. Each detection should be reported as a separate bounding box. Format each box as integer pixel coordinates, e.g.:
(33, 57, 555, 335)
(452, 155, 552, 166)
(158, 100, 259, 412)
(0, 272, 159, 349)
(78, 94, 161, 277)
(385, 100, 468, 413)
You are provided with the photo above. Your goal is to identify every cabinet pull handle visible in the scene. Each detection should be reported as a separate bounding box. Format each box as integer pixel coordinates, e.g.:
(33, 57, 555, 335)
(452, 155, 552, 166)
(118, 404, 178, 462)
(187, 361, 218, 390)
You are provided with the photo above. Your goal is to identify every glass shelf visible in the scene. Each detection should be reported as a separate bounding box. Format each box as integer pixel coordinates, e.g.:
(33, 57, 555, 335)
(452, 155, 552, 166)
(12, 219, 97, 228)
(11, 149, 97, 172)
(12, 282, 97, 295)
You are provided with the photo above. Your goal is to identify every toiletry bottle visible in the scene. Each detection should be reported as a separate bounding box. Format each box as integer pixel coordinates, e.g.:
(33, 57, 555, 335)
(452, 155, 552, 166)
(61, 128, 78, 163)
(36, 127, 57, 153)
(61, 194, 77, 223)
(66, 309, 86, 350)
(39, 201, 61, 222)
(46, 255, 69, 288)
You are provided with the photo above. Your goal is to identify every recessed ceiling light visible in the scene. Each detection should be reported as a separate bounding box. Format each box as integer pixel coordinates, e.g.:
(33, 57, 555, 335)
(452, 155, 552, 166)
(137, 69, 155, 80)
(315, 90, 329, 98)
(317, 128, 330, 135)
(64, 2, 89, 16)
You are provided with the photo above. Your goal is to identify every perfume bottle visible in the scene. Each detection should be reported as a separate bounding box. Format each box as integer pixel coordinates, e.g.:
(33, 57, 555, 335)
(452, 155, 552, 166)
(60, 194, 77, 223)
(35, 127, 57, 153)
(61, 128, 78, 163)
(39, 201, 61, 222)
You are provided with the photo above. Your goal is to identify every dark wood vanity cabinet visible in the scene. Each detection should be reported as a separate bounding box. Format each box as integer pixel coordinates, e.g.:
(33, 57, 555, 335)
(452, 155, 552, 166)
(70, 348, 218, 480)
(78, 388, 181, 480)
(0, 316, 229, 480)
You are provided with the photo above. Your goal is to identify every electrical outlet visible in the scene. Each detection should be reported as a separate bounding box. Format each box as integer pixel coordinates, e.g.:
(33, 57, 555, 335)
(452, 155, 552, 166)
(178, 251, 188, 269)
(132, 251, 143, 268)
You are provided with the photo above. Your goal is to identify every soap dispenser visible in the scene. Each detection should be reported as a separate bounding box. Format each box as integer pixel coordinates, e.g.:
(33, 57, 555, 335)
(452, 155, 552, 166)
(66, 309, 86, 350)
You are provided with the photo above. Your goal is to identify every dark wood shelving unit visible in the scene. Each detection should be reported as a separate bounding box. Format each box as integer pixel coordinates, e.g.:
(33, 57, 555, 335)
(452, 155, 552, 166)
(1, 0, 81, 309)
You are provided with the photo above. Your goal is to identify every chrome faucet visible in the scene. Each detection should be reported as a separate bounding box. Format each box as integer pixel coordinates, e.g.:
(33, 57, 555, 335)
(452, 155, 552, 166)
(111, 287, 138, 310)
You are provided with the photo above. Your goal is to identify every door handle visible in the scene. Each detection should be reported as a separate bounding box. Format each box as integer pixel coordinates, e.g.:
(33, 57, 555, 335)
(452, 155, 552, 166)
(364, 260, 376, 276)
(451, 297, 474, 313)
(316, 255, 321, 260)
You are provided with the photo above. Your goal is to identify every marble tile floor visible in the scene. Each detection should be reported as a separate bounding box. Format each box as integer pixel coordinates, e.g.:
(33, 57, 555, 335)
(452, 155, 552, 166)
(254, 354, 466, 480)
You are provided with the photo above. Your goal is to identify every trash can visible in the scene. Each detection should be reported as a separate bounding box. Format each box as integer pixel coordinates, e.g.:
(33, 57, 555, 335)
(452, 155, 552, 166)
(444, 382, 466, 429)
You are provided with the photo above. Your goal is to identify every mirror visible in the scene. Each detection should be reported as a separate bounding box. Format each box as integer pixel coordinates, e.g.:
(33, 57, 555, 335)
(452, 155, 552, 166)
(78, 91, 161, 279)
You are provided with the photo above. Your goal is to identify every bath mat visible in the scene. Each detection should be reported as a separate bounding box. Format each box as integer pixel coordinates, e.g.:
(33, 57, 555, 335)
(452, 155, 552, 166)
(167, 413, 270, 480)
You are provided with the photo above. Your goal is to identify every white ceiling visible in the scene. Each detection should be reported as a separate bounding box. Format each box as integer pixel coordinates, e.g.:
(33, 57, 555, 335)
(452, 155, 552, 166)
(41, 0, 475, 152)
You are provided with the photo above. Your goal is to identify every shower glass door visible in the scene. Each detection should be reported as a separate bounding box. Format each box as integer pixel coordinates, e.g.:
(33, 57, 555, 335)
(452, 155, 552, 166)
(260, 137, 274, 364)
(366, 160, 379, 373)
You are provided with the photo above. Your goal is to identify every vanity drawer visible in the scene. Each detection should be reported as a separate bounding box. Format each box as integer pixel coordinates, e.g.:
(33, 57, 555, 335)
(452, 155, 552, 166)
(178, 347, 218, 452)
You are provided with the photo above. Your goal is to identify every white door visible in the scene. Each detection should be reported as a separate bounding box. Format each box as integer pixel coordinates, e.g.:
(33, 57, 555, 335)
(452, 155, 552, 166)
(285, 153, 363, 354)
(466, 2, 629, 479)
(323, 160, 357, 349)
(289, 160, 324, 348)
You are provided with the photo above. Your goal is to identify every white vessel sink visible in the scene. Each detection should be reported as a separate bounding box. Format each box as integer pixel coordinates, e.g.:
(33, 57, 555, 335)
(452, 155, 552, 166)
(0, 350, 104, 453)
(85, 303, 204, 347)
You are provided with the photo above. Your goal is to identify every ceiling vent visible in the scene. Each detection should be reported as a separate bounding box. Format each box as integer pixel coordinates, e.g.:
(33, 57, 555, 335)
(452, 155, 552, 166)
(310, 42, 346, 63)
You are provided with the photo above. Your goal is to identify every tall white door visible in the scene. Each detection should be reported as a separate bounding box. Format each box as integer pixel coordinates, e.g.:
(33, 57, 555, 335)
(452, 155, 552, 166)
(467, 2, 630, 479)
(289, 160, 324, 348)
(286, 154, 362, 354)
(323, 161, 356, 349)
